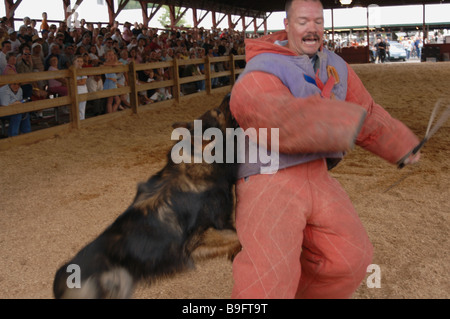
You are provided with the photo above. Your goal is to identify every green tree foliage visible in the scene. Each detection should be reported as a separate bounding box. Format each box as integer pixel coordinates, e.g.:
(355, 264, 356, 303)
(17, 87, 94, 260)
(158, 5, 191, 29)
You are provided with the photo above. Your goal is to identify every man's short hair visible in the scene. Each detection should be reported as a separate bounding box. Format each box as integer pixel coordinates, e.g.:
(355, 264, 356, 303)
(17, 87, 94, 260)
(285, 0, 322, 18)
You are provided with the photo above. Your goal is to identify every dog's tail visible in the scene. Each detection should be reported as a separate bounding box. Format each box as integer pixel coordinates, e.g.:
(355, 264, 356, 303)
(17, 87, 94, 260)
(53, 263, 135, 299)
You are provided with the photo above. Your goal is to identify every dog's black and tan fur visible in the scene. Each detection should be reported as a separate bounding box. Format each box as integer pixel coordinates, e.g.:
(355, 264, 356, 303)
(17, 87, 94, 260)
(53, 95, 241, 299)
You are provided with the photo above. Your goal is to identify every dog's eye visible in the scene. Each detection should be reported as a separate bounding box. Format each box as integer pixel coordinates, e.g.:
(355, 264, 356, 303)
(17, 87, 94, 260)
(215, 108, 222, 115)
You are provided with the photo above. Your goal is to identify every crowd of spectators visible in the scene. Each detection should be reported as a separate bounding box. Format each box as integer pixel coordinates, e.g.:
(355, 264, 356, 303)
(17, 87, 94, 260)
(0, 14, 248, 136)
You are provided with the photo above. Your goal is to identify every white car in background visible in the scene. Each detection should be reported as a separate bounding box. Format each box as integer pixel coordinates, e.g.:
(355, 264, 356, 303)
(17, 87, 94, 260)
(388, 41, 407, 61)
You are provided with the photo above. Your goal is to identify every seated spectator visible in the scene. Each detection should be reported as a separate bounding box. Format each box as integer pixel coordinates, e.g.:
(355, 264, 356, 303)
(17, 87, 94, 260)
(122, 22, 133, 44)
(88, 45, 100, 66)
(147, 35, 161, 52)
(59, 43, 75, 69)
(94, 35, 105, 61)
(44, 43, 61, 70)
(127, 36, 138, 51)
(0, 82, 31, 137)
(8, 30, 21, 53)
(2, 51, 17, 75)
(0, 40, 11, 73)
(128, 46, 141, 64)
(16, 45, 34, 100)
(137, 68, 156, 105)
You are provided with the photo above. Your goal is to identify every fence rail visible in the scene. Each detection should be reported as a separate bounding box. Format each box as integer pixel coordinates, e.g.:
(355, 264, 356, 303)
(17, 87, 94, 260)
(0, 54, 246, 150)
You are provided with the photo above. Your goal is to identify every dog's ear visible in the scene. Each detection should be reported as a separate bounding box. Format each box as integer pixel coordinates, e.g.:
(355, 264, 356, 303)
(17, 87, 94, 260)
(172, 121, 191, 130)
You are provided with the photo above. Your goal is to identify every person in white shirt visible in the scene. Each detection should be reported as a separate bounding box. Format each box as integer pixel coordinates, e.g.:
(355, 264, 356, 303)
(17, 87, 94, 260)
(8, 30, 21, 53)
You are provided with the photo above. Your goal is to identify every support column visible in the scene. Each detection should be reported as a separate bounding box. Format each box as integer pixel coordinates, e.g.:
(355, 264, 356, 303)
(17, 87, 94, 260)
(4, 0, 22, 29)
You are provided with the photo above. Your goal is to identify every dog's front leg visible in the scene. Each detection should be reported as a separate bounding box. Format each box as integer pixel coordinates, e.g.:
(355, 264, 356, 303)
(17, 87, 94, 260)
(191, 228, 241, 262)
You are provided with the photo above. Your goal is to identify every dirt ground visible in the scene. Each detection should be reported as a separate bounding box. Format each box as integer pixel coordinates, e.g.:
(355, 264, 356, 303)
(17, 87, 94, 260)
(0, 62, 449, 299)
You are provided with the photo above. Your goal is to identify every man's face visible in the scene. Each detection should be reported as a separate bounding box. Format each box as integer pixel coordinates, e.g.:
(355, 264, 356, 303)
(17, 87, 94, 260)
(284, 0, 324, 57)
(10, 83, 20, 93)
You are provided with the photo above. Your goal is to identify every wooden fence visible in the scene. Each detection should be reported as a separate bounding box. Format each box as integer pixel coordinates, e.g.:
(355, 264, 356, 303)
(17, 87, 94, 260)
(0, 54, 245, 150)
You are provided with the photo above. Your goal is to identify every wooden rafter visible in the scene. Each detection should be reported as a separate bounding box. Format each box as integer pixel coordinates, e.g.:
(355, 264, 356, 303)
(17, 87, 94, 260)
(105, 0, 131, 25)
(4, 0, 22, 27)
(140, 2, 163, 26)
(215, 12, 227, 27)
(168, 5, 189, 28)
(192, 8, 209, 27)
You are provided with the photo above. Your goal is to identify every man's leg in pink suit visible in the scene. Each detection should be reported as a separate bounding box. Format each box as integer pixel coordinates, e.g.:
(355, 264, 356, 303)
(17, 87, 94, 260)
(231, 160, 373, 299)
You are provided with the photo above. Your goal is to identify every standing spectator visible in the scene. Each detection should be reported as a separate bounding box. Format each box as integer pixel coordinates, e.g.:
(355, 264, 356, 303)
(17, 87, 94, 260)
(0, 82, 31, 137)
(117, 48, 131, 109)
(40, 12, 49, 32)
(375, 38, 386, 63)
(47, 55, 68, 97)
(414, 37, 422, 60)
(102, 49, 121, 113)
(73, 55, 88, 120)
(384, 37, 390, 61)
(86, 74, 105, 116)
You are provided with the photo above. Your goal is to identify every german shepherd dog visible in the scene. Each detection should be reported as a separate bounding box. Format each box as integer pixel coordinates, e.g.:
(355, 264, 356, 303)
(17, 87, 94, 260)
(53, 94, 241, 298)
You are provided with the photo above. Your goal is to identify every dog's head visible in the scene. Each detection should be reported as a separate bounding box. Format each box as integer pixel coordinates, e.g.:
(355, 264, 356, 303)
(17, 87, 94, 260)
(172, 94, 236, 133)
(171, 94, 237, 166)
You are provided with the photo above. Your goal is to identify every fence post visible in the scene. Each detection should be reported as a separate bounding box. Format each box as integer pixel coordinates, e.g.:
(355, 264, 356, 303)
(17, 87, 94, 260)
(205, 55, 211, 95)
(127, 61, 138, 113)
(172, 58, 181, 103)
(68, 65, 80, 130)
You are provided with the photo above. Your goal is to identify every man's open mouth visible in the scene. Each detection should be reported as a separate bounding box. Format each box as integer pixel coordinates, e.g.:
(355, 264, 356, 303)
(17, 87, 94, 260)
(302, 34, 320, 45)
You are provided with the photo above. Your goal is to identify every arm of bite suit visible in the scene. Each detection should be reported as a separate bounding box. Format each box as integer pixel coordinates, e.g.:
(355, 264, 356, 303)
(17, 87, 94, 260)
(230, 70, 367, 154)
(345, 65, 420, 164)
